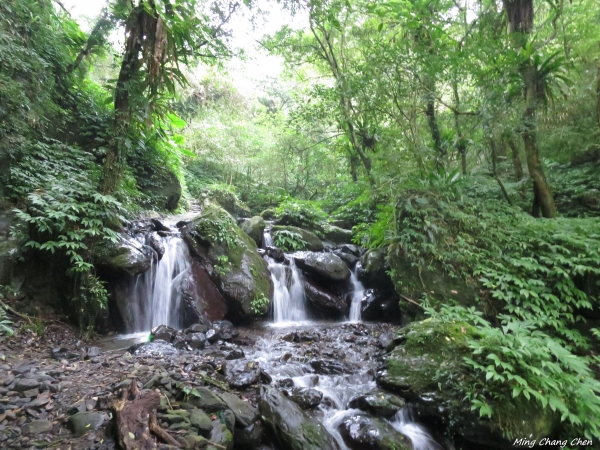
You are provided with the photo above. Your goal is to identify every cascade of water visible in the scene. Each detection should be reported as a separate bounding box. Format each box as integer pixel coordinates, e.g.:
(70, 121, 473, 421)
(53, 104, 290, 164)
(268, 257, 308, 323)
(126, 225, 192, 332)
(389, 407, 445, 450)
(348, 265, 365, 322)
(263, 225, 274, 248)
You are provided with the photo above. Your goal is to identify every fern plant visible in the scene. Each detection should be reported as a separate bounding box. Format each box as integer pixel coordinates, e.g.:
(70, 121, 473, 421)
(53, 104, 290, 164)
(273, 230, 307, 251)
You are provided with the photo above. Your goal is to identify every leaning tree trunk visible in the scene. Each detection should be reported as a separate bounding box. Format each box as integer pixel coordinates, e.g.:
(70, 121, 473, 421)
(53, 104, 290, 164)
(522, 65, 557, 218)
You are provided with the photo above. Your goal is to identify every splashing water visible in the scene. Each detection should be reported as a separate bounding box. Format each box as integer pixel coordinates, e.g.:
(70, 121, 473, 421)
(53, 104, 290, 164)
(125, 226, 192, 332)
(348, 265, 365, 322)
(268, 257, 308, 324)
(389, 407, 445, 450)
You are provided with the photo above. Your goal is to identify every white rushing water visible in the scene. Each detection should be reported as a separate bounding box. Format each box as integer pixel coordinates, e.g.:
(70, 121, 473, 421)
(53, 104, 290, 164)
(126, 225, 192, 332)
(390, 407, 445, 450)
(348, 265, 365, 322)
(268, 257, 308, 324)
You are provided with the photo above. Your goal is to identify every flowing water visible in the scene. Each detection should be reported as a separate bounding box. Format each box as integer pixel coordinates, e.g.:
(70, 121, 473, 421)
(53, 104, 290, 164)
(267, 257, 309, 324)
(125, 223, 193, 332)
(348, 265, 365, 322)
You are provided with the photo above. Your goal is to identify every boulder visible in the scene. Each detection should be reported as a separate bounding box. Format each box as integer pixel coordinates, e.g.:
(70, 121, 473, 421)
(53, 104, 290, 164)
(182, 201, 273, 322)
(93, 234, 152, 277)
(217, 391, 260, 427)
(333, 250, 359, 267)
(287, 387, 323, 409)
(206, 189, 251, 218)
(67, 412, 105, 436)
(142, 169, 182, 211)
(188, 261, 228, 321)
(260, 208, 277, 220)
(128, 341, 178, 356)
(209, 420, 234, 450)
(377, 319, 557, 449)
(233, 421, 264, 447)
(323, 225, 353, 244)
(348, 392, 405, 418)
(187, 387, 227, 413)
(338, 413, 411, 450)
(241, 216, 266, 246)
(359, 289, 401, 322)
(259, 387, 340, 450)
(303, 280, 348, 318)
(292, 251, 350, 283)
(358, 249, 393, 291)
(223, 359, 261, 389)
(271, 226, 323, 252)
(146, 233, 165, 260)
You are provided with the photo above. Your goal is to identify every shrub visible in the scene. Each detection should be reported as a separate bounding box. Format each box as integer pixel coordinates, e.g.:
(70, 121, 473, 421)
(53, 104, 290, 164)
(272, 230, 307, 251)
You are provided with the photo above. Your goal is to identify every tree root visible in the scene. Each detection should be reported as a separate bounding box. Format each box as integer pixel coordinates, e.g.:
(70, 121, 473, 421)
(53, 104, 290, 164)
(112, 379, 181, 449)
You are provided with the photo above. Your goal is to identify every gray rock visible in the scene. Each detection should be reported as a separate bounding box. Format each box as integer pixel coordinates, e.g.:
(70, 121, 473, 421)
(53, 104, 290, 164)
(223, 359, 261, 389)
(287, 387, 323, 409)
(259, 387, 340, 450)
(209, 420, 234, 450)
(23, 420, 53, 435)
(348, 392, 405, 418)
(190, 409, 213, 433)
(187, 387, 227, 413)
(233, 421, 264, 447)
(217, 392, 259, 427)
(303, 280, 348, 318)
(14, 378, 40, 392)
(338, 413, 412, 450)
(292, 251, 351, 282)
(92, 234, 152, 277)
(241, 216, 266, 246)
(322, 226, 353, 244)
(128, 341, 178, 356)
(67, 412, 104, 437)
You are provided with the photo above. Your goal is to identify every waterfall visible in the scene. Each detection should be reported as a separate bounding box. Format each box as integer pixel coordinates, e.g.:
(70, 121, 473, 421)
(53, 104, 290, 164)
(389, 407, 445, 450)
(126, 225, 192, 332)
(268, 257, 308, 323)
(348, 266, 365, 322)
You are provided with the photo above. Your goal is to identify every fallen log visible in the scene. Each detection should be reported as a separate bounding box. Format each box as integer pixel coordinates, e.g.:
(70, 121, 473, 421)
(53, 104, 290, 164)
(112, 379, 181, 449)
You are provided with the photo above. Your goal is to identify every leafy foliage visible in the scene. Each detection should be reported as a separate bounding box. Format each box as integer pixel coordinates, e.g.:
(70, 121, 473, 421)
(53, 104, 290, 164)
(275, 199, 329, 231)
(272, 230, 307, 251)
(250, 293, 271, 315)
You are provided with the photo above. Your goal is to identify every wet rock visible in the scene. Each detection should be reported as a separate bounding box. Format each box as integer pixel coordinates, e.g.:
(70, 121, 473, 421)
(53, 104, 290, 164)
(223, 359, 261, 389)
(266, 246, 284, 262)
(217, 392, 259, 427)
(241, 216, 266, 246)
(190, 409, 213, 433)
(233, 420, 264, 447)
(22, 420, 53, 436)
(188, 261, 229, 321)
(128, 341, 178, 356)
(185, 332, 207, 350)
(209, 420, 234, 450)
(348, 392, 405, 418)
(271, 226, 324, 252)
(259, 387, 340, 450)
(338, 413, 411, 450)
(206, 329, 219, 343)
(322, 226, 353, 244)
(182, 200, 273, 322)
(92, 234, 152, 277)
(341, 244, 361, 256)
(334, 250, 359, 267)
(82, 346, 102, 359)
(287, 387, 323, 409)
(51, 347, 79, 361)
(276, 378, 295, 389)
(150, 218, 171, 232)
(310, 359, 349, 375)
(303, 280, 348, 318)
(187, 387, 227, 412)
(146, 233, 165, 260)
(358, 250, 393, 291)
(67, 412, 104, 436)
(360, 289, 401, 322)
(151, 324, 179, 343)
(186, 318, 212, 334)
(223, 409, 236, 433)
(292, 251, 350, 282)
(224, 348, 245, 360)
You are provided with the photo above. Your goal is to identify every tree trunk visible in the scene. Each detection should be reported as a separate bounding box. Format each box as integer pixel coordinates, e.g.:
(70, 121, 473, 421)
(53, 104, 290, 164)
(522, 64, 557, 218)
(507, 137, 524, 182)
(452, 83, 467, 175)
(425, 95, 444, 165)
(597, 65, 600, 129)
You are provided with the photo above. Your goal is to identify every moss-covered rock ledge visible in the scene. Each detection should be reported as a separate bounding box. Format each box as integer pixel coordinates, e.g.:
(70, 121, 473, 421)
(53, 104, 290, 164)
(377, 319, 557, 449)
(182, 200, 273, 322)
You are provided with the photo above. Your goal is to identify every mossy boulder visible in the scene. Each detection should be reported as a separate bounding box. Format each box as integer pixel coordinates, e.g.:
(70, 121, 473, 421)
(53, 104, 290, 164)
(260, 208, 277, 220)
(206, 189, 251, 218)
(92, 234, 153, 277)
(322, 225, 353, 244)
(377, 319, 557, 449)
(259, 387, 340, 450)
(182, 201, 273, 322)
(241, 216, 266, 246)
(272, 226, 323, 252)
(291, 251, 350, 282)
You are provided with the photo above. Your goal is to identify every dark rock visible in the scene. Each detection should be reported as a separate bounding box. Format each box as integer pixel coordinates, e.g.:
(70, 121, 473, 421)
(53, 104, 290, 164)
(223, 409, 236, 433)
(358, 250, 393, 291)
(188, 261, 229, 321)
(338, 413, 411, 450)
(82, 346, 102, 359)
(224, 348, 245, 360)
(185, 332, 207, 350)
(360, 289, 401, 322)
(260, 209, 277, 220)
(276, 378, 294, 389)
(128, 341, 178, 356)
(241, 216, 266, 246)
(341, 244, 361, 256)
(310, 359, 350, 375)
(186, 318, 212, 334)
(67, 412, 104, 437)
(151, 324, 178, 343)
(233, 420, 264, 447)
(223, 359, 261, 389)
(206, 329, 219, 343)
(348, 392, 405, 418)
(287, 387, 323, 409)
(14, 379, 40, 392)
(292, 251, 351, 282)
(210, 420, 234, 450)
(51, 347, 79, 361)
(22, 420, 53, 436)
(260, 369, 272, 384)
(303, 280, 348, 318)
(93, 234, 152, 277)
(266, 246, 284, 262)
(259, 387, 340, 450)
(182, 200, 273, 321)
(187, 387, 227, 413)
(271, 226, 324, 252)
(146, 233, 165, 260)
(150, 218, 171, 232)
(217, 392, 259, 427)
(334, 251, 359, 267)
